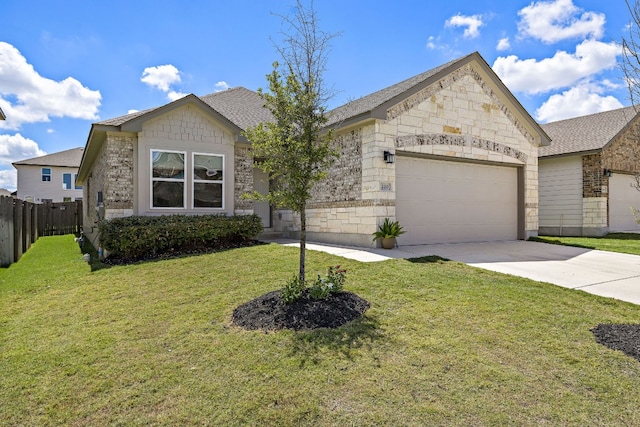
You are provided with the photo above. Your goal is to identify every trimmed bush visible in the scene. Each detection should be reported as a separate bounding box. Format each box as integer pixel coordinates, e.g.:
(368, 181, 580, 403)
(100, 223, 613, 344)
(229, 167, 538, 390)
(98, 214, 263, 259)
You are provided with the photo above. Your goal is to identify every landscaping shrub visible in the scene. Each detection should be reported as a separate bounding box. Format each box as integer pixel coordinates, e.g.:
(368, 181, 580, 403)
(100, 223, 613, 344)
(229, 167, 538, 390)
(98, 214, 263, 259)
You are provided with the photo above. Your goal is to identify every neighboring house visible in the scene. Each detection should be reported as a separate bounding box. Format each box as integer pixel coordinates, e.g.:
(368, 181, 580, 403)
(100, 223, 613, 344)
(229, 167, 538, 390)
(0, 107, 5, 120)
(0, 188, 11, 197)
(77, 51, 549, 248)
(12, 148, 84, 203)
(539, 107, 640, 236)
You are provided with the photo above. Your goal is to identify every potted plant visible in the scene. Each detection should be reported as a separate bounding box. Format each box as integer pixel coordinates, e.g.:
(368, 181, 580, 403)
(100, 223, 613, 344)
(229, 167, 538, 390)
(372, 218, 405, 249)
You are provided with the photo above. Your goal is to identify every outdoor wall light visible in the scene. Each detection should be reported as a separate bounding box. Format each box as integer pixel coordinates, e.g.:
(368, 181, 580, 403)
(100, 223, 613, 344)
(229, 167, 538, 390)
(383, 151, 395, 164)
(603, 168, 613, 177)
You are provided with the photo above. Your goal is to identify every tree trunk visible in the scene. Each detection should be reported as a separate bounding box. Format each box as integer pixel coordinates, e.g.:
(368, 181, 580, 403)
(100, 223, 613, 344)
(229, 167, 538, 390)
(299, 208, 306, 284)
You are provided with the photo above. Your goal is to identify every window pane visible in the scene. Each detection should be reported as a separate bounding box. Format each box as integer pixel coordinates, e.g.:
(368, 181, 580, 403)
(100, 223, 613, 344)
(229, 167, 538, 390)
(194, 182, 222, 208)
(63, 173, 71, 190)
(152, 181, 184, 207)
(152, 151, 184, 179)
(194, 155, 223, 181)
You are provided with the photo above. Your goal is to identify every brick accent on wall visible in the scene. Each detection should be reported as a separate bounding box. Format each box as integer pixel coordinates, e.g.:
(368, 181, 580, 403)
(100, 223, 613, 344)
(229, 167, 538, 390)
(311, 128, 363, 203)
(582, 153, 605, 198)
(234, 145, 254, 211)
(601, 117, 640, 174)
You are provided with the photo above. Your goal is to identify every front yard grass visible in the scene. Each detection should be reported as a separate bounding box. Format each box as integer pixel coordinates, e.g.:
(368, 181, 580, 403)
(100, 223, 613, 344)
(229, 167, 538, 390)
(534, 233, 640, 256)
(2, 235, 640, 426)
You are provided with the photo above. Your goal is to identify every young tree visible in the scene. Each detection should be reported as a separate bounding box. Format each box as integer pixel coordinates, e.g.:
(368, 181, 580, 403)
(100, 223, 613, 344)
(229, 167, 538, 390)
(244, 1, 338, 284)
(623, 0, 640, 109)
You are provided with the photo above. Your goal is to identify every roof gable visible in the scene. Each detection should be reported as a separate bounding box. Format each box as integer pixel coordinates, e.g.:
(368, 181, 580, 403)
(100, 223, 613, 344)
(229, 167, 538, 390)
(0, 107, 5, 120)
(327, 52, 549, 147)
(540, 106, 639, 157)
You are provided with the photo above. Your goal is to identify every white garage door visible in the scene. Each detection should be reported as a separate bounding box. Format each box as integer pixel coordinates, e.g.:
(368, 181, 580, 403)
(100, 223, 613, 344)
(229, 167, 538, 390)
(609, 174, 640, 232)
(396, 157, 518, 245)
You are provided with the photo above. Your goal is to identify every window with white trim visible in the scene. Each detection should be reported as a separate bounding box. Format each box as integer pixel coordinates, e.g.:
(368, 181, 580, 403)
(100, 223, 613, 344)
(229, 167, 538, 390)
(63, 173, 72, 190)
(193, 153, 223, 208)
(42, 168, 51, 182)
(151, 150, 185, 208)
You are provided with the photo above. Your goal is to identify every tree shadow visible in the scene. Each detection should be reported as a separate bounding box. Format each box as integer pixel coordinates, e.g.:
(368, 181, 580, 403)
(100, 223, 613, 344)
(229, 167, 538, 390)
(529, 237, 595, 250)
(287, 315, 385, 367)
(406, 255, 451, 264)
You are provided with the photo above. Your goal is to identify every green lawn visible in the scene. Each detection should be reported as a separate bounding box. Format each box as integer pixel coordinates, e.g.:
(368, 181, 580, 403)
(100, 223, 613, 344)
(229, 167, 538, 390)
(534, 233, 640, 256)
(2, 235, 640, 426)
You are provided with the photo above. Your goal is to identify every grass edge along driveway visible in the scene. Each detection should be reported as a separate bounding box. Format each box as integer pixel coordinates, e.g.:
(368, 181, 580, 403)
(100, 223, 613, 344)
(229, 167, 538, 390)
(1, 235, 640, 426)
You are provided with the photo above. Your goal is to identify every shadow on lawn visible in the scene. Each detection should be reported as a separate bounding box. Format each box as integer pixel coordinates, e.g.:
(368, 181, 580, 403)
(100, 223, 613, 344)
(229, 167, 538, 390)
(289, 315, 384, 367)
(407, 255, 450, 264)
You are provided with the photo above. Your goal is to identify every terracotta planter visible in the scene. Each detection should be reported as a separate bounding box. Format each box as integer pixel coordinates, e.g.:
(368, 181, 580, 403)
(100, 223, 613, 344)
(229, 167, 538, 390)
(381, 237, 396, 249)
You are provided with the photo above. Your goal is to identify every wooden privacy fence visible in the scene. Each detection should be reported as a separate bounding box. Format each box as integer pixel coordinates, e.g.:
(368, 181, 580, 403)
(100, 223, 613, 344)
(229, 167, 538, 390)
(0, 196, 83, 267)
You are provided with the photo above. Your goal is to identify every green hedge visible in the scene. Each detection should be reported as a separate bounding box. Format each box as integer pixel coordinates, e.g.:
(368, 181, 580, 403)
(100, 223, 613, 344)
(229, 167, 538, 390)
(98, 214, 263, 259)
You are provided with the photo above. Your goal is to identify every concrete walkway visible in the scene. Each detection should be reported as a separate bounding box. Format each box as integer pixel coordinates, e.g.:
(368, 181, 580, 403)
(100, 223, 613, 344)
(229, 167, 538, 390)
(272, 239, 640, 305)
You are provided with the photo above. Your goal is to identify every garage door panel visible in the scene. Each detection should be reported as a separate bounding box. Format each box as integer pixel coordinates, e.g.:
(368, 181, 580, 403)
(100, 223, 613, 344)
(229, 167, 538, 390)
(396, 157, 518, 245)
(609, 174, 640, 232)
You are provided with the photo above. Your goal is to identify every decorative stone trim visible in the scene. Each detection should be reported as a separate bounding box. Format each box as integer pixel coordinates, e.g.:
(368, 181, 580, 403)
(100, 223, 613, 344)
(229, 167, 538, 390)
(386, 64, 536, 145)
(307, 199, 394, 210)
(395, 133, 528, 162)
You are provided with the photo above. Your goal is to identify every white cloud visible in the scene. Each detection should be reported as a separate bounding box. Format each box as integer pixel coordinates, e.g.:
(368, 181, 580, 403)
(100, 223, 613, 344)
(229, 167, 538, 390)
(0, 169, 17, 192)
(535, 83, 624, 122)
(167, 90, 188, 101)
(141, 64, 181, 92)
(0, 133, 46, 191)
(497, 37, 511, 51)
(214, 81, 230, 92)
(517, 0, 605, 43)
(445, 14, 484, 39)
(0, 42, 101, 130)
(492, 39, 619, 94)
(0, 133, 45, 166)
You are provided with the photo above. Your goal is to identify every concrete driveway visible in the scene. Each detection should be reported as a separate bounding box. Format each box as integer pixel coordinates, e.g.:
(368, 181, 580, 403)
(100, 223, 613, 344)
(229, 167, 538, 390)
(277, 239, 640, 305)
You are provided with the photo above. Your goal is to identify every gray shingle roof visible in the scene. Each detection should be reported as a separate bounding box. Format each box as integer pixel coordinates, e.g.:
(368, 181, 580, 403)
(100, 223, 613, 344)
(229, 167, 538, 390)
(540, 106, 639, 157)
(327, 55, 470, 126)
(96, 87, 272, 131)
(13, 147, 84, 167)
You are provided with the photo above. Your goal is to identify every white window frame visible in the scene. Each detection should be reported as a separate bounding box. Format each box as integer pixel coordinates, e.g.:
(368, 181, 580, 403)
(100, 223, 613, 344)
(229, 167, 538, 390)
(62, 173, 72, 190)
(192, 152, 225, 210)
(150, 149, 187, 209)
(41, 168, 51, 182)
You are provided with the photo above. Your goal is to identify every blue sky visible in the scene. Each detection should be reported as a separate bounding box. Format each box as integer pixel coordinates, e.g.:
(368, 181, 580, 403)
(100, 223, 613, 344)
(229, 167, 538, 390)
(0, 0, 632, 190)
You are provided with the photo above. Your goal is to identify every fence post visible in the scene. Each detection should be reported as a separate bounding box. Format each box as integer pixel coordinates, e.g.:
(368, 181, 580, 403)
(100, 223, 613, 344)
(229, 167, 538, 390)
(0, 196, 14, 267)
(13, 199, 24, 263)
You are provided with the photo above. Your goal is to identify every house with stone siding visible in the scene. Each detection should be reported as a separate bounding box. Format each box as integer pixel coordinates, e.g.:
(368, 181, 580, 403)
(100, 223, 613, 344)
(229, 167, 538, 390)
(77, 51, 549, 249)
(539, 106, 640, 236)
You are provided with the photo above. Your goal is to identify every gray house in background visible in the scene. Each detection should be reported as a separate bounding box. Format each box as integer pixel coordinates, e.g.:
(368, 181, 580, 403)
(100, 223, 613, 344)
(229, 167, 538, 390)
(12, 148, 84, 203)
(539, 106, 640, 236)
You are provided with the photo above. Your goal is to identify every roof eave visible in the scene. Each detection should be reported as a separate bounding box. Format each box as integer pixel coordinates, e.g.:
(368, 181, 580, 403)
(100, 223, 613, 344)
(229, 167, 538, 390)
(539, 149, 601, 159)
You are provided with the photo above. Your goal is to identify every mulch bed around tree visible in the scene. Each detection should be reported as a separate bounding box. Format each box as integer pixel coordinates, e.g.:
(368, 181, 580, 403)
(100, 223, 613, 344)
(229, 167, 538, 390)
(592, 323, 640, 362)
(232, 289, 370, 331)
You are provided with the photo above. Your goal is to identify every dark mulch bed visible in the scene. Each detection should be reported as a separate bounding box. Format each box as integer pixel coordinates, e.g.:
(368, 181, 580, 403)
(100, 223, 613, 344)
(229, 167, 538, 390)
(232, 289, 370, 331)
(592, 323, 640, 362)
(100, 240, 265, 266)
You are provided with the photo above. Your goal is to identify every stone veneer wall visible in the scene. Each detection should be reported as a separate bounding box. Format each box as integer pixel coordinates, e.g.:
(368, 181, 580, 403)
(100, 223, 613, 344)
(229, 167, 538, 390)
(579, 117, 640, 235)
(234, 145, 254, 213)
(582, 197, 608, 236)
(82, 133, 135, 248)
(582, 153, 605, 198)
